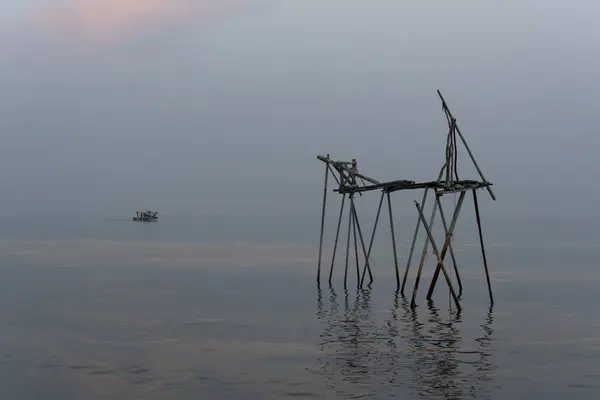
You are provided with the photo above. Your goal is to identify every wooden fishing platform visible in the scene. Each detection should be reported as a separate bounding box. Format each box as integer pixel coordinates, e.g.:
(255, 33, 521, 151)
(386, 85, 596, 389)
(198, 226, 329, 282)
(315, 90, 496, 311)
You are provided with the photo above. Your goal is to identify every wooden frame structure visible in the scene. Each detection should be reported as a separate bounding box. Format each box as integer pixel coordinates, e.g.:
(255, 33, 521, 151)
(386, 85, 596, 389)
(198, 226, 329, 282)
(316, 91, 496, 310)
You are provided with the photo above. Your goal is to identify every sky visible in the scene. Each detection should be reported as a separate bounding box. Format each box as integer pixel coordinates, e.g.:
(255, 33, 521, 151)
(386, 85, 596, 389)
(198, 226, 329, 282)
(0, 0, 598, 217)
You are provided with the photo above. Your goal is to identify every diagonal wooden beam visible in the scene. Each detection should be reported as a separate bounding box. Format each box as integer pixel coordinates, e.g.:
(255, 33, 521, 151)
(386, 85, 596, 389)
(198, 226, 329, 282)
(360, 190, 385, 287)
(473, 189, 494, 305)
(413, 200, 462, 311)
(426, 192, 466, 299)
(409, 196, 439, 307)
(317, 155, 380, 185)
(328, 194, 346, 285)
(401, 166, 445, 295)
(350, 198, 373, 287)
(437, 90, 496, 201)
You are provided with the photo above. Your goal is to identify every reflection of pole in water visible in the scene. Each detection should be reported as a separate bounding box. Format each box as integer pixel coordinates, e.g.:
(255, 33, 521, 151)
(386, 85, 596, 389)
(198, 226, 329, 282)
(469, 307, 497, 398)
(385, 292, 401, 382)
(314, 287, 378, 397)
(399, 298, 430, 398)
(336, 289, 375, 385)
(425, 304, 463, 398)
(328, 287, 339, 318)
(316, 287, 340, 346)
(315, 286, 340, 382)
(314, 287, 498, 399)
(316, 288, 325, 320)
(399, 303, 497, 399)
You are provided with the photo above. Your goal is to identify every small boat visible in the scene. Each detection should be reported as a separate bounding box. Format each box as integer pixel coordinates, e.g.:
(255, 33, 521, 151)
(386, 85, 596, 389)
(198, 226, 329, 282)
(133, 208, 158, 222)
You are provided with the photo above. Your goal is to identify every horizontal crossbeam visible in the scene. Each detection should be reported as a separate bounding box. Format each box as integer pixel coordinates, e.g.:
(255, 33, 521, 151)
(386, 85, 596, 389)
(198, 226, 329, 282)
(335, 180, 493, 195)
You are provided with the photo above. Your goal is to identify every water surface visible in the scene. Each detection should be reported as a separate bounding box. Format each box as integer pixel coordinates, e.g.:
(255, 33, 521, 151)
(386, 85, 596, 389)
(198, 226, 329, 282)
(0, 215, 598, 399)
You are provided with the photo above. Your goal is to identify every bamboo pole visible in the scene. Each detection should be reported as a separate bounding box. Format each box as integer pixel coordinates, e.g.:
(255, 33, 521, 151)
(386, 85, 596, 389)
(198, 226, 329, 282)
(350, 198, 373, 287)
(360, 190, 384, 287)
(401, 167, 445, 295)
(343, 199, 352, 290)
(328, 194, 346, 285)
(387, 192, 400, 290)
(409, 195, 439, 306)
(473, 189, 494, 305)
(352, 209, 360, 288)
(413, 201, 462, 311)
(426, 192, 466, 299)
(317, 154, 330, 284)
(437, 90, 496, 201)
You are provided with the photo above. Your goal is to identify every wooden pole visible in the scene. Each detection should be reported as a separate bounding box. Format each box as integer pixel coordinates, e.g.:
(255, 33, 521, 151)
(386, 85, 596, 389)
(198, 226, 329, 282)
(343, 198, 353, 290)
(413, 201, 462, 311)
(409, 195, 439, 306)
(437, 90, 496, 201)
(445, 123, 454, 188)
(360, 190, 384, 287)
(317, 154, 330, 285)
(426, 192, 466, 299)
(401, 187, 430, 295)
(327, 164, 340, 186)
(386, 192, 400, 290)
(350, 198, 373, 287)
(352, 208, 360, 288)
(473, 189, 494, 305)
(317, 155, 380, 185)
(437, 195, 463, 297)
(328, 194, 346, 285)
(401, 167, 445, 295)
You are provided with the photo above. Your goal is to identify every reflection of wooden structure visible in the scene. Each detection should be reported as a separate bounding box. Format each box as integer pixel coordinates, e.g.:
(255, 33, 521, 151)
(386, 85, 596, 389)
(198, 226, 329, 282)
(316, 91, 496, 310)
(315, 287, 498, 397)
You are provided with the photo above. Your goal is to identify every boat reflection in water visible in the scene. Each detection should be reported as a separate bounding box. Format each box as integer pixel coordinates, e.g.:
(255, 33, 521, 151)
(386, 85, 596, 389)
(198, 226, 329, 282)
(314, 287, 497, 399)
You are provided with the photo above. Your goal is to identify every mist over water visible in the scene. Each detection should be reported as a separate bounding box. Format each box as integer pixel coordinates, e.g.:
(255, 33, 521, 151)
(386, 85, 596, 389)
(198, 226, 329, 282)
(0, 214, 599, 399)
(2, 0, 599, 398)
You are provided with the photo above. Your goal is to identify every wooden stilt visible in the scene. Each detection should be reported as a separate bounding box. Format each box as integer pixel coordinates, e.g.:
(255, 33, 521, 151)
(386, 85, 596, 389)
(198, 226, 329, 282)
(317, 154, 330, 285)
(350, 198, 373, 287)
(401, 167, 445, 295)
(352, 208, 360, 288)
(328, 194, 346, 285)
(360, 191, 384, 287)
(386, 192, 400, 290)
(438, 195, 463, 296)
(409, 195, 439, 308)
(414, 201, 461, 311)
(401, 187, 430, 295)
(426, 193, 465, 299)
(473, 189, 494, 305)
(343, 197, 353, 290)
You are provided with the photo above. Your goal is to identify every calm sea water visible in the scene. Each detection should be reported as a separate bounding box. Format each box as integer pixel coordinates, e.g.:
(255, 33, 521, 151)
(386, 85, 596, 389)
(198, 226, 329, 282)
(0, 214, 599, 399)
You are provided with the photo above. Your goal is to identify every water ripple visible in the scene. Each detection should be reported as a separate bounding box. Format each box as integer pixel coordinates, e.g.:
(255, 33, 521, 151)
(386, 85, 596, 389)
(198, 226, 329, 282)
(315, 288, 498, 399)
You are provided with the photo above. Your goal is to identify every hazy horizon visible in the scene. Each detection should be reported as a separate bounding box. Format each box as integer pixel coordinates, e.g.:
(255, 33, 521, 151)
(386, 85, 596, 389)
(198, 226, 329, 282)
(1, 1, 598, 218)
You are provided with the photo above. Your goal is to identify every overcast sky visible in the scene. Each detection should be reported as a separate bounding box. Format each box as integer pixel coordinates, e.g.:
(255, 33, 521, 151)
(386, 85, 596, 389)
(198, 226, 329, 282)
(0, 0, 598, 217)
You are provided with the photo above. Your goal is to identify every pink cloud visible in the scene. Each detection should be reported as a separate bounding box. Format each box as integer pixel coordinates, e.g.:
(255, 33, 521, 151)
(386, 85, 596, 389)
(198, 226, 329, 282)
(12, 0, 253, 48)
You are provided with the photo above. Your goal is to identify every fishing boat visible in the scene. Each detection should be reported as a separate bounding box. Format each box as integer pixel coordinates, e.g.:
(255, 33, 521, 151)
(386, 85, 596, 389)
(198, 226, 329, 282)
(133, 208, 158, 222)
